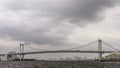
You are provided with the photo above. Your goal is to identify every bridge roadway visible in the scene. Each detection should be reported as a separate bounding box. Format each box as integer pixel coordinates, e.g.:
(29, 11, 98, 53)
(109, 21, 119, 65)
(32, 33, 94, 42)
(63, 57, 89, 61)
(0, 50, 116, 56)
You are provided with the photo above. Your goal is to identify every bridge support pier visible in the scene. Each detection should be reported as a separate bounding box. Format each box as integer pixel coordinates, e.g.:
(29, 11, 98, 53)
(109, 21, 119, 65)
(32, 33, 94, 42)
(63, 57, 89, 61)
(98, 39, 102, 60)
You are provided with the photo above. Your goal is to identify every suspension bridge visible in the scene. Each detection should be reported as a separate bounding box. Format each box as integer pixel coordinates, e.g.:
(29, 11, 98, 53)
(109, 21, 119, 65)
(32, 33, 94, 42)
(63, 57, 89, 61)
(0, 39, 119, 60)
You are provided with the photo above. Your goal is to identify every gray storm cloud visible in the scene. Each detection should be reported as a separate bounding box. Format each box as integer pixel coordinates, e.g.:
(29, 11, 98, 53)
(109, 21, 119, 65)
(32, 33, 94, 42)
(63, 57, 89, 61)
(0, 24, 73, 45)
(0, 0, 118, 45)
(3, 0, 117, 25)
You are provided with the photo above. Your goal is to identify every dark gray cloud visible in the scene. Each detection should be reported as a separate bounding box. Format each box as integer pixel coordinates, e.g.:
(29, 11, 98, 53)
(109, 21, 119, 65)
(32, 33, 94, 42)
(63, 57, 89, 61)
(0, 24, 73, 46)
(0, 0, 118, 45)
(3, 0, 118, 26)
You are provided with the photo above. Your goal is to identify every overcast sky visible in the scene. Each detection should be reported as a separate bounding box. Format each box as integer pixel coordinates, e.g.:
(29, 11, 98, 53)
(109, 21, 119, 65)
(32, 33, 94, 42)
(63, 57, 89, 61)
(0, 0, 120, 59)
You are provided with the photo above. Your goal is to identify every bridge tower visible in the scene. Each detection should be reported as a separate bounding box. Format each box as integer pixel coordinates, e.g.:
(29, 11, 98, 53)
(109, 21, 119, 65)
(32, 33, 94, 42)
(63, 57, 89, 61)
(98, 39, 102, 60)
(20, 43, 24, 61)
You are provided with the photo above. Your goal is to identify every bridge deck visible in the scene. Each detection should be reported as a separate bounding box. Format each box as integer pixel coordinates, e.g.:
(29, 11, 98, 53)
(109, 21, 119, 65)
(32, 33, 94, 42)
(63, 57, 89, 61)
(0, 50, 115, 56)
(11, 50, 115, 55)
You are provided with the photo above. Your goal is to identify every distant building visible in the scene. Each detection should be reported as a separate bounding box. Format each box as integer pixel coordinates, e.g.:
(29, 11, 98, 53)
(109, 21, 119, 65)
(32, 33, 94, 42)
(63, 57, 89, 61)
(105, 51, 120, 59)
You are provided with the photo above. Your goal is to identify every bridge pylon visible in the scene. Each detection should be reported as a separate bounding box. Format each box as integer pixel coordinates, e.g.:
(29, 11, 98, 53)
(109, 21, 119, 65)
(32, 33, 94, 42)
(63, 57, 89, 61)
(98, 39, 102, 60)
(20, 43, 24, 61)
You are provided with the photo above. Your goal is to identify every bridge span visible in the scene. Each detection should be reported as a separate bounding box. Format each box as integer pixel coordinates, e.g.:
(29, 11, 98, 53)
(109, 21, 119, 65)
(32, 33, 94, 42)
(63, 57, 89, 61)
(9, 50, 115, 55)
(0, 50, 115, 56)
(0, 39, 118, 61)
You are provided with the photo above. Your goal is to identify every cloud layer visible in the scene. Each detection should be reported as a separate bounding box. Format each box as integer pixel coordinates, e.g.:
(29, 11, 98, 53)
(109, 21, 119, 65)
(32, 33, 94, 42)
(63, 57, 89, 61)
(0, 0, 118, 47)
(2, 0, 118, 25)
